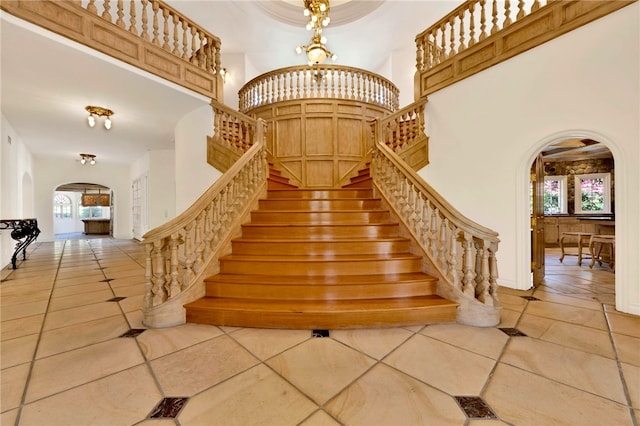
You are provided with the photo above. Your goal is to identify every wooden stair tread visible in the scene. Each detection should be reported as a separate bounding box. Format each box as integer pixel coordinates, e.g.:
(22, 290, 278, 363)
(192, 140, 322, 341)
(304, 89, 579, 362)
(186, 295, 456, 313)
(231, 236, 409, 243)
(220, 253, 422, 261)
(205, 272, 437, 285)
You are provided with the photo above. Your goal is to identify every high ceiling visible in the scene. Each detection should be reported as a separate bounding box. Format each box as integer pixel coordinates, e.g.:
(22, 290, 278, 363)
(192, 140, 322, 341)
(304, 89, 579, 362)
(1, 1, 462, 166)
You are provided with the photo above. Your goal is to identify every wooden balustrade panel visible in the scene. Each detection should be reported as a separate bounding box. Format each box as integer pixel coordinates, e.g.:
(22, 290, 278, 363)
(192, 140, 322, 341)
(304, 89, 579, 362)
(250, 99, 388, 188)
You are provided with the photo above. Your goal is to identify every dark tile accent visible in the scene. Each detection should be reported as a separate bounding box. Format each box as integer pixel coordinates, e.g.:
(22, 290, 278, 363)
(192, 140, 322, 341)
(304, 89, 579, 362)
(100, 278, 114, 282)
(455, 396, 497, 419)
(119, 328, 146, 338)
(312, 329, 330, 338)
(499, 327, 528, 337)
(149, 397, 189, 419)
(520, 295, 541, 301)
(107, 296, 127, 302)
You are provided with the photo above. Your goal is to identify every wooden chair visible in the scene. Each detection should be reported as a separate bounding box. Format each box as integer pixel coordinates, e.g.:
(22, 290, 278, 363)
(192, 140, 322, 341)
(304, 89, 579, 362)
(589, 235, 615, 271)
(559, 232, 593, 266)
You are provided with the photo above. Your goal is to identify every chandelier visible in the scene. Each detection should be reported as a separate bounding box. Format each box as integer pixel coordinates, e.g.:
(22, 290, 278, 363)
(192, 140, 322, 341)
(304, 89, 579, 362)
(296, 0, 336, 66)
(79, 153, 96, 165)
(85, 105, 113, 130)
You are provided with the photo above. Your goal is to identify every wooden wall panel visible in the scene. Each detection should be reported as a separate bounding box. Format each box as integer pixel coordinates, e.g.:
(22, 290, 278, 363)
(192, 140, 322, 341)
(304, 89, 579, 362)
(306, 118, 334, 156)
(276, 119, 302, 157)
(306, 161, 334, 187)
(337, 119, 363, 156)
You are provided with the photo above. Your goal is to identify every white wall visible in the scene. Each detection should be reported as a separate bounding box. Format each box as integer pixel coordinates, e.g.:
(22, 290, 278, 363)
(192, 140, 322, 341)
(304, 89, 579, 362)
(174, 104, 220, 214)
(1, 115, 35, 268)
(33, 157, 131, 241)
(220, 52, 247, 110)
(420, 4, 639, 314)
(148, 150, 176, 228)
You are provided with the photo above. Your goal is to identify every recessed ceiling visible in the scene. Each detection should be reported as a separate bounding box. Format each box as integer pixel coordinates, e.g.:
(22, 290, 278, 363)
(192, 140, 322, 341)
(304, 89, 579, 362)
(255, 0, 384, 27)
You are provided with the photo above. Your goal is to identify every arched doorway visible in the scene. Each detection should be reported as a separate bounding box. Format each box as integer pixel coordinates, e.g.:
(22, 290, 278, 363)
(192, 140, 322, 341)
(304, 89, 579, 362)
(529, 138, 615, 287)
(53, 182, 113, 239)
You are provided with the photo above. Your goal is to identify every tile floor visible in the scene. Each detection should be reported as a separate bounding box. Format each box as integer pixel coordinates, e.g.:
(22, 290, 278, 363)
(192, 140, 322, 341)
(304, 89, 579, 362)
(1, 239, 638, 425)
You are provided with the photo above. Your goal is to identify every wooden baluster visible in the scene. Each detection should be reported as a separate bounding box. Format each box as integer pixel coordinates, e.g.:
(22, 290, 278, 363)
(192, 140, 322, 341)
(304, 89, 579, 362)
(438, 218, 448, 270)
(141, 0, 149, 41)
(87, 0, 98, 15)
(447, 225, 460, 287)
(199, 32, 207, 68)
(102, 0, 113, 21)
(491, 0, 499, 35)
(172, 14, 180, 55)
(168, 233, 181, 296)
(324, 68, 330, 98)
(181, 21, 189, 59)
(193, 212, 205, 273)
(143, 243, 153, 308)
(477, 240, 492, 303)
(489, 241, 500, 305)
(416, 38, 424, 72)
(152, 240, 167, 305)
(517, 0, 525, 19)
(182, 223, 195, 284)
(152, 1, 160, 45)
(202, 205, 213, 258)
(449, 16, 456, 56)
(190, 27, 197, 64)
(468, 4, 476, 47)
(461, 232, 476, 296)
(439, 23, 447, 59)
(129, 0, 138, 35)
(407, 184, 418, 231)
(162, 8, 171, 50)
(504, 0, 512, 27)
(429, 207, 439, 259)
(474, 241, 483, 295)
(115, 0, 125, 28)
(458, 9, 466, 51)
(214, 39, 222, 74)
(479, 0, 487, 41)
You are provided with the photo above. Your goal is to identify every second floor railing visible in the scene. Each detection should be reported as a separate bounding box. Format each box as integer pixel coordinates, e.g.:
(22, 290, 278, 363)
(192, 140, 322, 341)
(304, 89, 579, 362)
(239, 64, 400, 113)
(1, 0, 223, 99)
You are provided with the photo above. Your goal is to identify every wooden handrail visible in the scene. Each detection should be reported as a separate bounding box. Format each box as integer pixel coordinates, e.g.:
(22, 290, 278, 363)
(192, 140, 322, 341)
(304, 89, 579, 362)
(238, 64, 400, 113)
(141, 114, 267, 327)
(372, 109, 501, 325)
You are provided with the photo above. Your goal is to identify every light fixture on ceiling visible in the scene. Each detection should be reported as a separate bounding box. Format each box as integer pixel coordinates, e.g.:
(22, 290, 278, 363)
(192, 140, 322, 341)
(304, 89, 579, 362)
(296, 0, 337, 66)
(85, 105, 114, 130)
(79, 153, 96, 165)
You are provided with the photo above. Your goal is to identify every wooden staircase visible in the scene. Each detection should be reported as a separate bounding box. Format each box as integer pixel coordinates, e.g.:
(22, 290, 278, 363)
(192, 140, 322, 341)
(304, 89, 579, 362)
(184, 168, 458, 329)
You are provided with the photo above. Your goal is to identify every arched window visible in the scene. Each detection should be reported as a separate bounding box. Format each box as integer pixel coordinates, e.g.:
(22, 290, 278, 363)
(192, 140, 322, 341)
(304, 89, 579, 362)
(54, 194, 72, 218)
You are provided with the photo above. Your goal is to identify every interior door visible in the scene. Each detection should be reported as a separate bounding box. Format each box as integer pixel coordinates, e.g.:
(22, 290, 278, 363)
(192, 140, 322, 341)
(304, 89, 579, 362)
(532, 153, 545, 286)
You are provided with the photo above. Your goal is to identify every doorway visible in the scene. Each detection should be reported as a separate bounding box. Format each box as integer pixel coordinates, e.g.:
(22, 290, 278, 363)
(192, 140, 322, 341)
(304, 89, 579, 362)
(53, 182, 113, 239)
(530, 138, 615, 286)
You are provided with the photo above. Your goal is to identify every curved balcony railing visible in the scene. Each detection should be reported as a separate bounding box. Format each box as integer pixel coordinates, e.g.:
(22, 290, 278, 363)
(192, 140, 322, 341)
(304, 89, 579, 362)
(238, 64, 400, 113)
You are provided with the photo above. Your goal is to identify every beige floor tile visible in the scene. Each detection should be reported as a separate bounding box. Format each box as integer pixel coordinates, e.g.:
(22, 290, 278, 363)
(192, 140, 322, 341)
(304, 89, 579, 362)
(0, 280, 53, 295)
(125, 310, 146, 329)
(299, 410, 341, 426)
(501, 337, 626, 403)
(0, 288, 51, 306)
(533, 288, 603, 310)
(112, 283, 146, 297)
(420, 323, 509, 359)
(48, 288, 115, 311)
(178, 364, 317, 425)
(523, 300, 608, 330)
(607, 311, 640, 338)
(613, 333, 640, 367)
(496, 308, 520, 328)
(1, 362, 30, 411)
(1, 333, 38, 369)
(151, 335, 258, 396)
(37, 315, 130, 359)
(484, 363, 631, 426)
(138, 323, 224, 360)
(19, 365, 161, 426)
(55, 270, 104, 281)
(26, 338, 145, 403)
(1, 299, 49, 321)
(497, 293, 528, 312)
(119, 294, 144, 313)
(497, 286, 533, 297)
(267, 338, 376, 405)
(468, 420, 510, 426)
(0, 408, 18, 425)
(51, 281, 112, 297)
(1, 314, 44, 341)
(622, 363, 640, 409)
(517, 313, 616, 358)
(54, 275, 105, 288)
(384, 334, 495, 396)
(330, 327, 414, 360)
(326, 363, 466, 425)
(135, 419, 176, 425)
(229, 328, 311, 360)
(109, 275, 146, 288)
(43, 302, 122, 331)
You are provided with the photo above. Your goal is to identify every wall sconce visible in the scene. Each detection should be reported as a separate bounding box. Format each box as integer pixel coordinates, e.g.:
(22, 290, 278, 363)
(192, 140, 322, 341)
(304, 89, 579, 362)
(219, 68, 229, 83)
(85, 105, 113, 130)
(79, 153, 96, 165)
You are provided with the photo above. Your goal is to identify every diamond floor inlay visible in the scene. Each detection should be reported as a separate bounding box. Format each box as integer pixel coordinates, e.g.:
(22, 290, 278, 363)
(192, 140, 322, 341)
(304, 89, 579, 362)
(499, 327, 528, 337)
(312, 329, 330, 337)
(455, 396, 498, 419)
(149, 397, 189, 418)
(107, 296, 127, 302)
(119, 328, 146, 338)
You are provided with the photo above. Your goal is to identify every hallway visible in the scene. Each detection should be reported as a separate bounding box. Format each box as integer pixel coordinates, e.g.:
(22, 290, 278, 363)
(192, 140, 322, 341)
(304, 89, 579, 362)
(1, 239, 638, 425)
